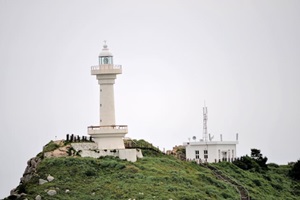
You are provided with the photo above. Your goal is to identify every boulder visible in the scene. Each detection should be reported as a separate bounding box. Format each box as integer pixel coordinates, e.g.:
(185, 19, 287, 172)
(35, 194, 42, 200)
(39, 179, 48, 185)
(47, 175, 54, 182)
(47, 190, 57, 196)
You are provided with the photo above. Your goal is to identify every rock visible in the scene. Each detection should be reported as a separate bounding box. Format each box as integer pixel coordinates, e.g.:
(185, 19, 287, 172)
(47, 189, 57, 196)
(65, 189, 70, 193)
(39, 179, 48, 185)
(21, 157, 41, 184)
(10, 188, 17, 195)
(35, 194, 42, 200)
(20, 193, 27, 197)
(47, 174, 54, 182)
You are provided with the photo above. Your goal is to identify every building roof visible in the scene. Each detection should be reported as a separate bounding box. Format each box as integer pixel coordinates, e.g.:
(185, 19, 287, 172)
(183, 140, 238, 146)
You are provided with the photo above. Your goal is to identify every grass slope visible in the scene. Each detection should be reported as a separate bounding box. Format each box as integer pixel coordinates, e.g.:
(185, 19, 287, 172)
(20, 154, 239, 200)
(212, 162, 300, 200)
(11, 146, 300, 200)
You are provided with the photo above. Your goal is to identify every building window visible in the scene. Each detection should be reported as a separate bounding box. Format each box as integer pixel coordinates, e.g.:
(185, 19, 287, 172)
(204, 150, 208, 159)
(195, 150, 199, 159)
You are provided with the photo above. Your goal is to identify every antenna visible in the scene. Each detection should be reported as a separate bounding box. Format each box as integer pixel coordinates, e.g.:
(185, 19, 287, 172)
(203, 103, 208, 142)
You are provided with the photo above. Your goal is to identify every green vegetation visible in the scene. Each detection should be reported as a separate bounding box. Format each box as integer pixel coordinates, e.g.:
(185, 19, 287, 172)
(290, 159, 300, 181)
(14, 156, 239, 200)
(233, 148, 268, 172)
(7, 142, 300, 200)
(43, 141, 60, 153)
(212, 162, 300, 199)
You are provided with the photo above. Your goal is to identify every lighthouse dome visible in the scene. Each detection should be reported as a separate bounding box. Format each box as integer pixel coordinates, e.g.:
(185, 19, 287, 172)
(99, 42, 113, 57)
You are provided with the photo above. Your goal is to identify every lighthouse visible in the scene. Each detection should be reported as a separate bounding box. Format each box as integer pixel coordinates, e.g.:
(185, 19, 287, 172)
(88, 42, 128, 150)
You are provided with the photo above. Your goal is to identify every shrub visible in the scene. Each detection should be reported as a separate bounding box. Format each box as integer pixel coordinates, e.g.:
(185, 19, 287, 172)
(84, 168, 97, 177)
(289, 159, 300, 180)
(233, 149, 268, 171)
(43, 141, 59, 152)
(253, 179, 262, 186)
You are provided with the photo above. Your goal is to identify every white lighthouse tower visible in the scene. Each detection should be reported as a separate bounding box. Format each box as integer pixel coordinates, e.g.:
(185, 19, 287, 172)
(88, 42, 128, 150)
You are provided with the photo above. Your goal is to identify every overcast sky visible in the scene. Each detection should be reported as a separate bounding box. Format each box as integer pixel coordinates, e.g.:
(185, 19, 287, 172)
(1, 0, 300, 197)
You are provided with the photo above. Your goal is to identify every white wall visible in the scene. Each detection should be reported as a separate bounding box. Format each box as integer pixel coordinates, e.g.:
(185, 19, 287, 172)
(185, 142, 237, 163)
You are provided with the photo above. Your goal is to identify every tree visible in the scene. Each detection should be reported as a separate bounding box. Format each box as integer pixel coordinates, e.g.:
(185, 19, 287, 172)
(251, 149, 262, 159)
(233, 148, 268, 171)
(289, 159, 300, 180)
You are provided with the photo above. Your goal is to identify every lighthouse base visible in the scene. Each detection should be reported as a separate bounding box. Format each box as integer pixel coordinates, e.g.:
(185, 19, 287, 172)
(87, 125, 128, 149)
(86, 125, 142, 161)
(71, 143, 143, 162)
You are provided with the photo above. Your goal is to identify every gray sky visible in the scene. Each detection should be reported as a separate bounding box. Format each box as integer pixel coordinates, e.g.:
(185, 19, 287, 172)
(1, 0, 300, 197)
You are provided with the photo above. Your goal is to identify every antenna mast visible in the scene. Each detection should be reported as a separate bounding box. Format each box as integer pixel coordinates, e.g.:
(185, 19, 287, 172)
(203, 103, 208, 142)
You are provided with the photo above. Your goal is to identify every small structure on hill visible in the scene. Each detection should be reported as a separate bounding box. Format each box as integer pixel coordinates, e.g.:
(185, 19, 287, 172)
(183, 105, 238, 163)
(87, 42, 142, 162)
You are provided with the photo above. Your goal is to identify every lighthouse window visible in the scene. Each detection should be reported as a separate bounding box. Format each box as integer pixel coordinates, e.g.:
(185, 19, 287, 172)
(100, 56, 113, 65)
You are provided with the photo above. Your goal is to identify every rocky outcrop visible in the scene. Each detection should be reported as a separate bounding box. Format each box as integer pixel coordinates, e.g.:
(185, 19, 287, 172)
(9, 157, 41, 199)
(43, 145, 70, 158)
(21, 157, 41, 184)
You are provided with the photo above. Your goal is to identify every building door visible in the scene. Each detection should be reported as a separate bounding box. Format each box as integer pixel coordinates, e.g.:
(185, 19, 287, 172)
(222, 151, 227, 161)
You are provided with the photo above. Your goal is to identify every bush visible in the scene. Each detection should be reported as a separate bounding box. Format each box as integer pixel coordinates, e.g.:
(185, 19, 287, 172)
(233, 149, 268, 171)
(43, 141, 59, 152)
(289, 159, 300, 180)
(253, 179, 262, 186)
(84, 168, 97, 176)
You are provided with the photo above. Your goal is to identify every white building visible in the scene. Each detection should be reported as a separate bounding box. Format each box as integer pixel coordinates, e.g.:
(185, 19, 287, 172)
(87, 42, 141, 162)
(184, 106, 238, 163)
(184, 140, 238, 163)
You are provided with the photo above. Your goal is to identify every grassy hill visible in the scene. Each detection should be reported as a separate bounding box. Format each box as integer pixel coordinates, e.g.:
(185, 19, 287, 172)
(6, 141, 300, 200)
